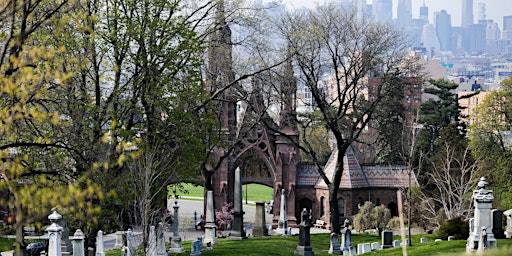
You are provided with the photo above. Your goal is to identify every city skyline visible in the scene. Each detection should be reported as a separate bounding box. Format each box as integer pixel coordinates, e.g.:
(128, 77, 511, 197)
(275, 0, 512, 29)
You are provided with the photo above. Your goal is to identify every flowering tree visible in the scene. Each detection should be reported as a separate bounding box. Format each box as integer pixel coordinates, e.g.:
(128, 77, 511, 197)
(215, 202, 234, 231)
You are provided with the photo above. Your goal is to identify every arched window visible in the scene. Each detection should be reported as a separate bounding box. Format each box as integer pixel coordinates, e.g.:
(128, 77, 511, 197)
(320, 197, 325, 217)
(338, 198, 345, 217)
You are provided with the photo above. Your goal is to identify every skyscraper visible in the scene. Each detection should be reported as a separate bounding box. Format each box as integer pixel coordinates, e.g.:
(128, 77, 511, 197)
(503, 16, 512, 40)
(419, 1, 428, 22)
(462, 0, 474, 28)
(373, 0, 392, 24)
(397, 0, 412, 28)
(435, 10, 452, 52)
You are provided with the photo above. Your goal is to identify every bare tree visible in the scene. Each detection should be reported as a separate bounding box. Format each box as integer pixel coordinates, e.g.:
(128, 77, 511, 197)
(277, 5, 409, 233)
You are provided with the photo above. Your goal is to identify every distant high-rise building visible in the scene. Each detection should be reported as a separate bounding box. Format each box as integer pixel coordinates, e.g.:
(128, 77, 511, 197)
(478, 3, 486, 22)
(419, 1, 428, 22)
(373, 0, 392, 24)
(462, 0, 474, 28)
(421, 23, 440, 53)
(435, 10, 452, 52)
(397, 0, 412, 28)
(485, 20, 501, 54)
(503, 16, 512, 40)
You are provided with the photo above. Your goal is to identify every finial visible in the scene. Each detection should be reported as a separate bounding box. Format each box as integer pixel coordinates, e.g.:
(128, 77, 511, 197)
(477, 177, 488, 188)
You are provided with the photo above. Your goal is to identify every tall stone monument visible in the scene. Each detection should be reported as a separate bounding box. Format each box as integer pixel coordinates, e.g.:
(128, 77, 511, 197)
(229, 167, 247, 239)
(204, 191, 218, 245)
(276, 189, 288, 234)
(47, 210, 63, 256)
(294, 208, 314, 256)
(72, 229, 85, 256)
(169, 201, 185, 253)
(253, 201, 268, 237)
(467, 177, 497, 251)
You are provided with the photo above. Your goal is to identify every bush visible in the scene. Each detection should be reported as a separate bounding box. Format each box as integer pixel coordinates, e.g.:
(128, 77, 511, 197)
(352, 201, 391, 233)
(437, 216, 469, 240)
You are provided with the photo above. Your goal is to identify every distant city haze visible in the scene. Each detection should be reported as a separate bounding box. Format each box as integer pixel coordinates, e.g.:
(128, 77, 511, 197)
(273, 0, 511, 28)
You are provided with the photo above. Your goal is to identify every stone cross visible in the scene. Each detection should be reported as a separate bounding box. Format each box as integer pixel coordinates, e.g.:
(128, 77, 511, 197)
(229, 167, 247, 239)
(72, 229, 85, 256)
(47, 210, 63, 256)
(276, 188, 288, 234)
(96, 230, 105, 256)
(294, 208, 314, 256)
(203, 191, 218, 245)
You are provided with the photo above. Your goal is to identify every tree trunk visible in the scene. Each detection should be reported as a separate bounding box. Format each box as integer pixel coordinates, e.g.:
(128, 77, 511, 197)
(15, 204, 26, 256)
(328, 183, 341, 234)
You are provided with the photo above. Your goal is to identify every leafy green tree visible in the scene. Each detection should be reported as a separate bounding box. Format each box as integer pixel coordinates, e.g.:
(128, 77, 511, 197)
(353, 201, 391, 234)
(469, 77, 512, 208)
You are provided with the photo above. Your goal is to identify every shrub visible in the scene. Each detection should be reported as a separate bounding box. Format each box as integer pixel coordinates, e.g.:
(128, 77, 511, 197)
(215, 202, 234, 231)
(437, 216, 469, 240)
(352, 201, 391, 233)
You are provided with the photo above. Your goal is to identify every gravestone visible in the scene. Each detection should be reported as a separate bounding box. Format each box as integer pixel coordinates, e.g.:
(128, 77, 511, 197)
(96, 230, 105, 256)
(504, 209, 512, 238)
(328, 233, 341, 254)
(126, 229, 135, 256)
(253, 201, 268, 237)
(491, 209, 505, 239)
(356, 243, 371, 254)
(190, 239, 202, 256)
(371, 242, 380, 250)
(347, 246, 356, 256)
(435, 239, 442, 242)
(467, 177, 497, 251)
(341, 220, 352, 254)
(204, 191, 218, 245)
(47, 210, 63, 256)
(420, 237, 428, 243)
(72, 229, 85, 256)
(59, 217, 73, 254)
(381, 230, 393, 249)
(276, 189, 288, 235)
(294, 208, 314, 256)
(156, 222, 167, 256)
(392, 240, 401, 247)
(448, 236, 455, 241)
(168, 201, 184, 253)
(229, 168, 247, 239)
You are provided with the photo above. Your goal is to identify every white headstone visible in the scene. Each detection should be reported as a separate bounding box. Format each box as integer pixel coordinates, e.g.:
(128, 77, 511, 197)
(371, 242, 380, 250)
(392, 240, 401, 247)
(72, 229, 85, 256)
(420, 237, 428, 243)
(96, 230, 105, 256)
(504, 209, 512, 238)
(47, 211, 63, 256)
(147, 226, 157, 256)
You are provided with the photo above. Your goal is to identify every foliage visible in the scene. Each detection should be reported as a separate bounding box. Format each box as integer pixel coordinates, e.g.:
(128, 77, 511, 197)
(436, 217, 469, 240)
(352, 201, 391, 233)
(215, 202, 234, 231)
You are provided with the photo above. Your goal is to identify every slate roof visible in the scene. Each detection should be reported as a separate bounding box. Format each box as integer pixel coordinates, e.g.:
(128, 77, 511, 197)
(296, 146, 418, 189)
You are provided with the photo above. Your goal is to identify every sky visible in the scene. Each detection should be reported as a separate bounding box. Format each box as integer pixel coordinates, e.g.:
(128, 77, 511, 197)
(273, 0, 512, 29)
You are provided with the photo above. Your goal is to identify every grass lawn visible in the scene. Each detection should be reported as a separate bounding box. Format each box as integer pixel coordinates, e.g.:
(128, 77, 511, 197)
(172, 183, 273, 204)
(101, 233, 512, 256)
(0, 237, 14, 252)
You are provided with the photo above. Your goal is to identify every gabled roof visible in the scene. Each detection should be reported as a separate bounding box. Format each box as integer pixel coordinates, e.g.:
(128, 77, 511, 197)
(300, 146, 418, 189)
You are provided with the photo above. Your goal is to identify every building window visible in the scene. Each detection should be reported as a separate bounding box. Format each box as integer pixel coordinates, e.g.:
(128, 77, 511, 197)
(320, 197, 325, 217)
(338, 198, 345, 217)
(414, 96, 419, 103)
(476, 98, 479, 104)
(406, 96, 410, 103)
(468, 98, 470, 105)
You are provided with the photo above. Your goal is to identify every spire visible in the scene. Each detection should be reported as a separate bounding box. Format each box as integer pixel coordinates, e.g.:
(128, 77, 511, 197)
(279, 55, 298, 135)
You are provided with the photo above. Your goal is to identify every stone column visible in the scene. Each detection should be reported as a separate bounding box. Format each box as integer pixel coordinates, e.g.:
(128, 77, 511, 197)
(203, 191, 218, 245)
(47, 210, 63, 256)
(276, 189, 288, 234)
(95, 230, 104, 256)
(467, 177, 497, 251)
(72, 229, 85, 256)
(229, 167, 246, 239)
(253, 201, 268, 237)
(168, 201, 184, 253)
(294, 208, 314, 256)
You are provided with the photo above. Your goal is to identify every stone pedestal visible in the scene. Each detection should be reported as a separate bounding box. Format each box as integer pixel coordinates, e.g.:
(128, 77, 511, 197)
(467, 177, 497, 252)
(276, 189, 288, 235)
(169, 201, 185, 253)
(253, 201, 268, 237)
(47, 211, 63, 256)
(72, 229, 85, 256)
(204, 191, 218, 245)
(294, 208, 314, 256)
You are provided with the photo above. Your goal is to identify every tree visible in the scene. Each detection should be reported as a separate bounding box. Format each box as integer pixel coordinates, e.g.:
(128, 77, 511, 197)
(278, 5, 408, 233)
(352, 201, 391, 234)
(469, 77, 512, 208)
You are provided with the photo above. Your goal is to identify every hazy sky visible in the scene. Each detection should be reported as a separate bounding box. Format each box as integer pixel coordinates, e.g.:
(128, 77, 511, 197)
(274, 0, 512, 28)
